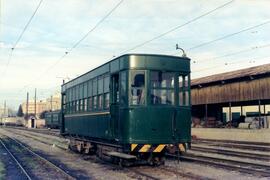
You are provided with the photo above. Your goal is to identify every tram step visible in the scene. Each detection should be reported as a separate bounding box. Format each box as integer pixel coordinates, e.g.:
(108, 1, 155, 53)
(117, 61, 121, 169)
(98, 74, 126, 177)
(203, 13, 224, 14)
(106, 151, 137, 160)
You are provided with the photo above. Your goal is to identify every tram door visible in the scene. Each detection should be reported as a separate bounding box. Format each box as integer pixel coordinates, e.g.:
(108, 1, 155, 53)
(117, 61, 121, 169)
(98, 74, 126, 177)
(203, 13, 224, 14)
(110, 74, 120, 140)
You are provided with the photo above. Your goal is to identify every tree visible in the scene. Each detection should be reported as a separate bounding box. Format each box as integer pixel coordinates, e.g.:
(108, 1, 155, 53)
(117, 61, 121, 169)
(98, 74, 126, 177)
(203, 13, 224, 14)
(17, 104, 24, 117)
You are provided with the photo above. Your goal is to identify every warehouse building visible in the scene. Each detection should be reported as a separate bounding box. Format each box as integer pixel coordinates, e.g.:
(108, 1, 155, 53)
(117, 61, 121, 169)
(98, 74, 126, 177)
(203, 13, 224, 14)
(191, 63, 270, 128)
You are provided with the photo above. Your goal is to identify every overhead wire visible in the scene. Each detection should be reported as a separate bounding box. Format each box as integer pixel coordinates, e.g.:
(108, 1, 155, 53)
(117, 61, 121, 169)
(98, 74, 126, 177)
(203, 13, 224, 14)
(192, 42, 270, 64)
(12, 0, 43, 50)
(0, 0, 43, 82)
(192, 54, 270, 74)
(17, 0, 124, 94)
(35, 0, 123, 76)
(187, 20, 270, 51)
(118, 0, 234, 55)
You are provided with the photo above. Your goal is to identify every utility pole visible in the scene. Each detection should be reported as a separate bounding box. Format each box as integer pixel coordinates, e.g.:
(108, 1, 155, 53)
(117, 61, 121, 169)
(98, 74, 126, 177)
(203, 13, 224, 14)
(26, 92, 29, 118)
(4, 101, 6, 117)
(34, 88, 37, 118)
(3, 100, 6, 126)
(50, 95, 53, 111)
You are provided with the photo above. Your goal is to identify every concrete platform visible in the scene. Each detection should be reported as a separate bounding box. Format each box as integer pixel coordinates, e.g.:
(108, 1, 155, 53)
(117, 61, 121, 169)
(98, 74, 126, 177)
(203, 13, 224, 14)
(192, 128, 270, 143)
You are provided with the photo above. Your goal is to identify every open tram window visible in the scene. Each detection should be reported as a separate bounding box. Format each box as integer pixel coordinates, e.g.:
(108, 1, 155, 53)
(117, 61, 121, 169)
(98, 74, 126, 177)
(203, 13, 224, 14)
(129, 71, 145, 105)
(150, 71, 175, 105)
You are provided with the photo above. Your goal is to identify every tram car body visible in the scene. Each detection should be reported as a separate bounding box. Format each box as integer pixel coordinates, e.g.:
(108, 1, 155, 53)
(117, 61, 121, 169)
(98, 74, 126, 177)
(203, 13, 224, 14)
(61, 54, 191, 164)
(45, 110, 61, 129)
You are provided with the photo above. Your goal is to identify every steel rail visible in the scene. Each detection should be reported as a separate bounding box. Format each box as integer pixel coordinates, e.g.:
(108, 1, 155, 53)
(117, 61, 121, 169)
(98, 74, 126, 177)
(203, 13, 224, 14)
(159, 166, 213, 180)
(167, 154, 270, 177)
(0, 137, 32, 180)
(1, 133, 75, 180)
(191, 146, 270, 161)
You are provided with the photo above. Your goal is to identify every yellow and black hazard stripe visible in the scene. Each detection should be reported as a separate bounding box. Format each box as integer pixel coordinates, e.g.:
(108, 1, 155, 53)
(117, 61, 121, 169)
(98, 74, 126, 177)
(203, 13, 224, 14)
(178, 143, 190, 152)
(131, 143, 190, 153)
(131, 144, 166, 153)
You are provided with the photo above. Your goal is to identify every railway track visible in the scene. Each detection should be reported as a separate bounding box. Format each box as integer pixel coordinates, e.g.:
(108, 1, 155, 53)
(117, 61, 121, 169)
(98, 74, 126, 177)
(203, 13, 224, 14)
(193, 138, 270, 146)
(191, 145, 270, 162)
(2, 128, 68, 150)
(4, 126, 60, 137)
(192, 139, 270, 152)
(0, 132, 75, 180)
(167, 153, 270, 178)
(4, 128, 206, 179)
(5, 127, 269, 178)
(0, 137, 31, 180)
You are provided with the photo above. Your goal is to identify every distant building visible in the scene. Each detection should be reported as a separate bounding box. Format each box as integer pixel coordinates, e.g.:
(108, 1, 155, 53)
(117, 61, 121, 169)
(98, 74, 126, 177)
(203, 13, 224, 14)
(191, 63, 270, 128)
(22, 100, 47, 115)
(21, 93, 61, 116)
(46, 93, 61, 111)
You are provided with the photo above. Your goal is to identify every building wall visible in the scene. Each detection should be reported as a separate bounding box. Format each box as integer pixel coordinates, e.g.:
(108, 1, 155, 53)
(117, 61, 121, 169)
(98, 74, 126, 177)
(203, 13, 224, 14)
(22, 100, 47, 115)
(192, 76, 270, 105)
(46, 93, 61, 111)
(223, 105, 270, 122)
(21, 93, 61, 116)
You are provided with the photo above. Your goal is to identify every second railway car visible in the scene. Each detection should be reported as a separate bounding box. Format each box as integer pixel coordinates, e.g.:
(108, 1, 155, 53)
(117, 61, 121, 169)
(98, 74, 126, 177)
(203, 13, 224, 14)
(44, 110, 61, 129)
(61, 54, 191, 165)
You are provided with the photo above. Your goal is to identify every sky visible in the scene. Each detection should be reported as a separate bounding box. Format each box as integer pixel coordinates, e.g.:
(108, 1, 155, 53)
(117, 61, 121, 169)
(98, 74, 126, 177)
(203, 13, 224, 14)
(0, 0, 270, 109)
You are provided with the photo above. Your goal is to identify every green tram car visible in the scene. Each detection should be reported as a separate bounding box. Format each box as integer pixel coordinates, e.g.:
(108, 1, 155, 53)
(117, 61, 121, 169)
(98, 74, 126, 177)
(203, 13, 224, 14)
(44, 110, 61, 129)
(61, 54, 191, 165)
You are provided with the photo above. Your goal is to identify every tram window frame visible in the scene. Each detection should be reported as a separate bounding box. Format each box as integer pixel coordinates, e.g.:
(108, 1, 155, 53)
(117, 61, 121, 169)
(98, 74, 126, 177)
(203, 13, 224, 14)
(150, 71, 175, 105)
(129, 70, 145, 106)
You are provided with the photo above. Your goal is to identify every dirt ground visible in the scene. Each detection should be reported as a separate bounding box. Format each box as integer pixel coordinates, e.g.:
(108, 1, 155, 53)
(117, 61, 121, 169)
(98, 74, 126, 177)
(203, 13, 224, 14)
(0, 127, 267, 179)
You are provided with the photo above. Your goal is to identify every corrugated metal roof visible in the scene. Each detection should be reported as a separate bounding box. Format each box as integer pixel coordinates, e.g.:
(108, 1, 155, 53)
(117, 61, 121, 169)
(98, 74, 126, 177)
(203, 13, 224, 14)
(191, 63, 270, 86)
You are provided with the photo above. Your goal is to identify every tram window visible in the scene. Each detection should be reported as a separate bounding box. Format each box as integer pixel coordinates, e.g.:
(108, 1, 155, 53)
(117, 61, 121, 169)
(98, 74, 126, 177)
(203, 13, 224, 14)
(88, 97, 92, 111)
(93, 96, 97, 109)
(130, 71, 145, 105)
(83, 83, 87, 98)
(150, 71, 175, 105)
(104, 75, 110, 93)
(93, 78, 97, 96)
(80, 99, 83, 111)
(185, 91, 189, 106)
(98, 76, 103, 94)
(98, 95, 103, 110)
(88, 80, 92, 97)
(120, 71, 127, 105)
(179, 76, 183, 88)
(184, 75, 188, 88)
(104, 93, 109, 109)
(84, 98, 88, 111)
(79, 84, 83, 99)
(179, 75, 190, 106)
(76, 101, 79, 112)
(151, 89, 174, 105)
(179, 92, 183, 106)
(151, 71, 174, 88)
